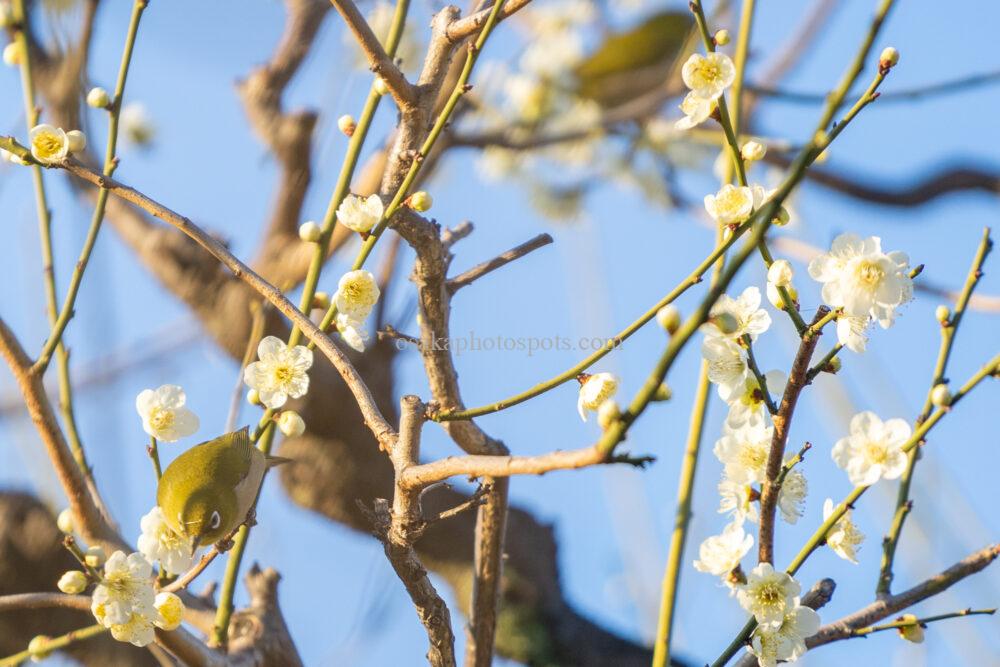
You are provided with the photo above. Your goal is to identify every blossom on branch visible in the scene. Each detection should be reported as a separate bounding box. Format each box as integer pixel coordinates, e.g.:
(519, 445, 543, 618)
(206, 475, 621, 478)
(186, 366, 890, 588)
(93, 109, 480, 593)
(831, 411, 910, 486)
(243, 336, 314, 409)
(737, 563, 800, 627)
(747, 602, 821, 667)
(577, 372, 619, 422)
(136, 384, 199, 442)
(823, 498, 865, 563)
(693, 521, 752, 577)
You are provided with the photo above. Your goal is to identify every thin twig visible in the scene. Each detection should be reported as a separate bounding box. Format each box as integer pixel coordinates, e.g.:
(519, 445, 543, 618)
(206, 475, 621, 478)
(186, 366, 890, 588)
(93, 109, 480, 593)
(447, 233, 553, 293)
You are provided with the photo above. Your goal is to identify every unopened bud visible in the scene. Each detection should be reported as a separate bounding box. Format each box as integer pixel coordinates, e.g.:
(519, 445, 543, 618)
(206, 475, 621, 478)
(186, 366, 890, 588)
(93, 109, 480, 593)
(86, 87, 110, 109)
(373, 77, 389, 96)
(312, 291, 330, 310)
(767, 282, 798, 310)
(930, 383, 951, 407)
(298, 220, 322, 243)
(246, 389, 261, 406)
(409, 191, 433, 212)
(879, 47, 900, 69)
(652, 383, 672, 402)
(714, 29, 730, 46)
(740, 140, 766, 162)
(28, 636, 53, 662)
(772, 206, 791, 226)
(84, 546, 106, 568)
(57, 570, 88, 594)
(896, 614, 924, 643)
(825, 356, 842, 374)
(66, 130, 86, 153)
(277, 410, 306, 437)
(935, 305, 950, 325)
(3, 42, 23, 67)
(56, 508, 75, 534)
(596, 400, 620, 430)
(767, 259, 793, 287)
(711, 312, 739, 335)
(656, 304, 681, 334)
(337, 114, 356, 136)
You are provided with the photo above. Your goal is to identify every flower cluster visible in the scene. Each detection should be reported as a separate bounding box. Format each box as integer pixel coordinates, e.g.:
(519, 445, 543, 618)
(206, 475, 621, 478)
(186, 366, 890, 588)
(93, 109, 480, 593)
(243, 336, 314, 409)
(89, 551, 183, 646)
(333, 270, 381, 352)
(675, 51, 735, 130)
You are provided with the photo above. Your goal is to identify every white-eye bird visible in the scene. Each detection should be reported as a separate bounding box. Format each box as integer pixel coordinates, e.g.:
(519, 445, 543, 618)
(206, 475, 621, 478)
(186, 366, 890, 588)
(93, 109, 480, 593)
(156, 426, 288, 551)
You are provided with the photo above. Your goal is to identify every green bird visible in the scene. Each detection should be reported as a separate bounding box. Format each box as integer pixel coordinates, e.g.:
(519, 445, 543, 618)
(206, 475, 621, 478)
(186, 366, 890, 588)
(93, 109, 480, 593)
(574, 10, 695, 110)
(157, 427, 287, 551)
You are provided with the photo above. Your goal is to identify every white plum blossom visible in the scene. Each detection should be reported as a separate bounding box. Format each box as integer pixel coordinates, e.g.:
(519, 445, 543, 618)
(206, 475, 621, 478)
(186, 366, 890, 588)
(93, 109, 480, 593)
(29, 124, 70, 164)
(777, 467, 808, 524)
(737, 563, 801, 628)
(577, 372, 618, 421)
(693, 522, 752, 577)
(706, 287, 772, 341)
(702, 336, 749, 397)
(154, 592, 185, 631)
(897, 614, 925, 643)
(91, 551, 155, 627)
(57, 570, 88, 594)
(823, 498, 865, 563)
(831, 411, 910, 486)
(713, 422, 773, 486)
(137, 506, 194, 574)
(675, 91, 716, 130)
(120, 103, 155, 146)
(808, 233, 913, 325)
(334, 270, 381, 319)
(336, 194, 383, 234)
(335, 312, 370, 353)
(704, 184, 754, 226)
(135, 385, 199, 442)
(107, 611, 158, 647)
(767, 260, 793, 287)
(723, 370, 786, 429)
(747, 603, 821, 667)
(681, 52, 736, 100)
(766, 281, 798, 311)
(243, 336, 314, 409)
(836, 314, 871, 354)
(718, 479, 758, 525)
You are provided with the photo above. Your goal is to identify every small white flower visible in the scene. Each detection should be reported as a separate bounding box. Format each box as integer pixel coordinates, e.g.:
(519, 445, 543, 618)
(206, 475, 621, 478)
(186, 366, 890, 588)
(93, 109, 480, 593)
(714, 422, 773, 485)
(693, 522, 752, 576)
(154, 591, 184, 631)
(777, 467, 807, 524)
(747, 603, 821, 667)
(137, 506, 194, 574)
(120, 103, 155, 146)
(807, 233, 913, 324)
(675, 91, 716, 130)
(334, 270, 381, 319)
(706, 287, 772, 341)
(135, 385, 199, 442)
(335, 312, 370, 352)
(723, 370, 786, 429)
(681, 52, 736, 100)
(741, 140, 766, 162)
(29, 124, 70, 164)
(656, 304, 682, 334)
(596, 399, 620, 430)
(704, 184, 755, 226)
(831, 411, 910, 486)
(91, 551, 155, 627)
(243, 336, 314, 409)
(896, 614, 924, 643)
(58, 570, 88, 594)
(767, 260, 793, 287)
(737, 562, 800, 628)
(336, 194, 383, 234)
(702, 336, 748, 397)
(108, 611, 157, 647)
(836, 314, 871, 354)
(823, 498, 864, 563)
(718, 478, 758, 525)
(577, 372, 618, 421)
(277, 410, 306, 437)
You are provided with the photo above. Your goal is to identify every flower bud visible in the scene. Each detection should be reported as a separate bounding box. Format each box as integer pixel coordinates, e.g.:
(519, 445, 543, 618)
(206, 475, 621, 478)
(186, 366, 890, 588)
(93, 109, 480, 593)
(767, 281, 798, 310)
(66, 129, 86, 153)
(772, 206, 791, 226)
(86, 86, 110, 109)
(879, 47, 900, 69)
(596, 399, 620, 430)
(28, 636, 52, 662)
(56, 508, 75, 534)
(825, 356, 842, 374)
(298, 220, 322, 243)
(57, 570, 88, 594)
(409, 191, 433, 212)
(337, 114, 357, 136)
(934, 305, 950, 325)
(373, 77, 389, 96)
(246, 388, 261, 406)
(3, 42, 23, 67)
(711, 312, 739, 335)
(930, 383, 951, 407)
(312, 291, 330, 310)
(652, 383, 672, 402)
(656, 304, 681, 334)
(154, 592, 185, 631)
(896, 614, 924, 643)
(713, 29, 730, 46)
(767, 259, 793, 287)
(740, 140, 766, 162)
(277, 410, 306, 437)
(84, 546, 106, 568)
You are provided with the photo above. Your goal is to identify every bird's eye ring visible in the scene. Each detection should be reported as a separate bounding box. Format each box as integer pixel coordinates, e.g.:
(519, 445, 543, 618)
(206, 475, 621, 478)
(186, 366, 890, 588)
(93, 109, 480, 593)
(209, 511, 221, 530)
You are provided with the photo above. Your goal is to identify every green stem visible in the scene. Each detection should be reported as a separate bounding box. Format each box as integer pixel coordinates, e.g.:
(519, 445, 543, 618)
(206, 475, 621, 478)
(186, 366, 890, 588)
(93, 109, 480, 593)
(0, 624, 106, 667)
(850, 608, 996, 638)
(743, 334, 777, 415)
(148, 436, 162, 479)
(806, 343, 844, 381)
(33, 0, 148, 373)
(876, 228, 992, 597)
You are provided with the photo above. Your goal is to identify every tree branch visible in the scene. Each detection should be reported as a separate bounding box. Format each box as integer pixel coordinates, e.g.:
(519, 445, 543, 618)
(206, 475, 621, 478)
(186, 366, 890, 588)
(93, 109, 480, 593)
(447, 233, 553, 294)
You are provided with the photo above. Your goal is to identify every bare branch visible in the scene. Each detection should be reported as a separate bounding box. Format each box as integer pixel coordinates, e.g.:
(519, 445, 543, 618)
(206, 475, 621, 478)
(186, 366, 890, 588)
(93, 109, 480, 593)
(447, 233, 553, 293)
(445, 0, 535, 42)
(0, 593, 91, 613)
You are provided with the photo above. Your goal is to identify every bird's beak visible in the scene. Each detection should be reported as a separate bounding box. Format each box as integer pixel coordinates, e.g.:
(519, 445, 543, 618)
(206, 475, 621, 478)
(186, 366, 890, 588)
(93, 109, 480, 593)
(190, 534, 202, 555)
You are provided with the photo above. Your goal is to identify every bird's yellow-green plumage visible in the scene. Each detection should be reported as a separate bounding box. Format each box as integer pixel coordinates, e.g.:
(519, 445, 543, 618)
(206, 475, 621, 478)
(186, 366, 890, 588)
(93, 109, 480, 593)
(157, 426, 282, 548)
(574, 11, 695, 109)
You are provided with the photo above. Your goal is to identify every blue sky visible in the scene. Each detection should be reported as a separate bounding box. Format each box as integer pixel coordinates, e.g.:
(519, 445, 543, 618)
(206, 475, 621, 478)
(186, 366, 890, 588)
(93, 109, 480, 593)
(2, 0, 999, 665)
